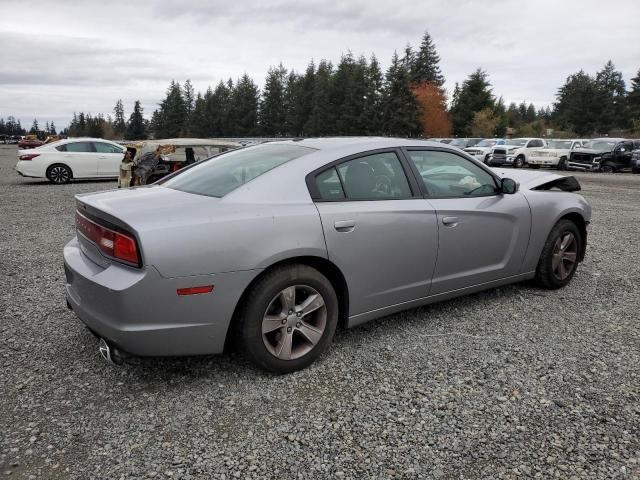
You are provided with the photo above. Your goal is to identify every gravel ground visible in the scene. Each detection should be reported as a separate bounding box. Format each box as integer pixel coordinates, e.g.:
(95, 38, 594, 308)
(0, 144, 638, 479)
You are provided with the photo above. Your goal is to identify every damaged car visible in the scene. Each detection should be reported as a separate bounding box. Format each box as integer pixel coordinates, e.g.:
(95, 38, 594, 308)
(527, 139, 588, 170)
(118, 138, 241, 187)
(566, 138, 638, 173)
(64, 138, 591, 373)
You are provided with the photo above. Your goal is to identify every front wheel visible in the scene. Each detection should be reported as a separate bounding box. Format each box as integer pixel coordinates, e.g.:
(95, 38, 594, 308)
(237, 265, 339, 374)
(534, 219, 582, 289)
(514, 155, 525, 168)
(46, 164, 72, 184)
(599, 163, 615, 173)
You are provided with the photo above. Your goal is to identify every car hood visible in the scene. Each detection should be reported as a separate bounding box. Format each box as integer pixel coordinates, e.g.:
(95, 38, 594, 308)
(491, 168, 579, 191)
(572, 147, 610, 154)
(464, 146, 492, 153)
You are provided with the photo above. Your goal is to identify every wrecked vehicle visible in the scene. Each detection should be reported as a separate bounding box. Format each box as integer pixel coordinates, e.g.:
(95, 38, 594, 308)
(119, 138, 241, 187)
(566, 138, 638, 173)
(527, 139, 588, 170)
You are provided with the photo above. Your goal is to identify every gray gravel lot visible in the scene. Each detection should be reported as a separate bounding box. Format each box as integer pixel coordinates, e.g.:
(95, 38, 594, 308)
(0, 144, 638, 479)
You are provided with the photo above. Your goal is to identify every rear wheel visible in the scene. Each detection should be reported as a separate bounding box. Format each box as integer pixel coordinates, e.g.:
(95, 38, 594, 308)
(535, 219, 582, 289)
(46, 164, 72, 184)
(237, 265, 338, 374)
(600, 163, 615, 173)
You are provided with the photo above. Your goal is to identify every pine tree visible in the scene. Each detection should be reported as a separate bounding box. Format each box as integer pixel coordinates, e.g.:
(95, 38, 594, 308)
(305, 60, 334, 136)
(553, 70, 600, 136)
(160, 81, 187, 138)
(411, 32, 445, 86)
(113, 99, 126, 138)
(208, 81, 233, 136)
(331, 52, 368, 135)
(183, 80, 195, 135)
(31, 119, 39, 133)
(595, 60, 627, 131)
(450, 69, 494, 136)
(362, 54, 384, 135)
(381, 52, 421, 137)
(229, 74, 259, 136)
(125, 101, 146, 140)
(49, 121, 57, 135)
(45, 121, 50, 134)
(628, 68, 640, 124)
(259, 64, 288, 136)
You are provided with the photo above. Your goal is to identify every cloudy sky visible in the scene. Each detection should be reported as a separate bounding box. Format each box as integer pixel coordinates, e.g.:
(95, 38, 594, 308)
(1, 0, 639, 129)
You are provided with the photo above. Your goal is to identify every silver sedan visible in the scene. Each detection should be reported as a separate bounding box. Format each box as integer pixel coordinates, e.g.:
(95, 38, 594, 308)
(64, 138, 591, 373)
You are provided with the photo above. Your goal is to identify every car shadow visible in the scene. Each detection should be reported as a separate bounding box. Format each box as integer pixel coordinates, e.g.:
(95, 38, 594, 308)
(13, 179, 116, 187)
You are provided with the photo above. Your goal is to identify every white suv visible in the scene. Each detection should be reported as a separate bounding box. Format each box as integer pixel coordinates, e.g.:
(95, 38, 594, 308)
(488, 138, 546, 168)
(15, 138, 126, 184)
(527, 139, 588, 170)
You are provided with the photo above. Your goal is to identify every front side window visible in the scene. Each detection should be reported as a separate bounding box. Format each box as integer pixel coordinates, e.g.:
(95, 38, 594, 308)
(93, 142, 124, 154)
(407, 150, 498, 198)
(163, 144, 314, 197)
(64, 142, 94, 153)
(333, 152, 412, 200)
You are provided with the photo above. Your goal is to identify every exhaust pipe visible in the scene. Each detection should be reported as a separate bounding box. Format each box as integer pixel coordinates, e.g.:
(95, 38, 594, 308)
(98, 338, 124, 366)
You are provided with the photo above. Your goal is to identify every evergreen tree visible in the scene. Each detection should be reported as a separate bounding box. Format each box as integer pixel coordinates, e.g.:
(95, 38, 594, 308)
(49, 121, 57, 135)
(161, 81, 187, 137)
(190, 92, 208, 137)
(553, 70, 600, 136)
(595, 60, 627, 131)
(183, 79, 195, 134)
(362, 54, 384, 135)
(305, 60, 334, 136)
(259, 64, 288, 135)
(411, 32, 445, 86)
(208, 81, 233, 136)
(125, 101, 146, 140)
(450, 69, 494, 136)
(31, 119, 39, 133)
(229, 74, 259, 136)
(628, 68, 640, 124)
(113, 99, 126, 138)
(331, 52, 368, 135)
(381, 51, 421, 137)
(45, 121, 50, 134)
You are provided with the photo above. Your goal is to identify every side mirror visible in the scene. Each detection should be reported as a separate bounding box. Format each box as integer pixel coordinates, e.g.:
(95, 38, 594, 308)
(501, 178, 518, 194)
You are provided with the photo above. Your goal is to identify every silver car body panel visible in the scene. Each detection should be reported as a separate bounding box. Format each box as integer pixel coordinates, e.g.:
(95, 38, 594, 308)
(64, 138, 591, 356)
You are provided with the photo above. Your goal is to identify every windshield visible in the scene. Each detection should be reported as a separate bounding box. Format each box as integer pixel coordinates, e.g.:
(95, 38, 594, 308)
(162, 144, 315, 197)
(583, 140, 616, 150)
(548, 140, 573, 149)
(504, 139, 528, 147)
(474, 140, 496, 148)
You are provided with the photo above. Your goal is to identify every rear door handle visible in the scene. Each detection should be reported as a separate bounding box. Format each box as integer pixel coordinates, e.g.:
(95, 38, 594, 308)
(442, 216, 459, 226)
(334, 220, 356, 232)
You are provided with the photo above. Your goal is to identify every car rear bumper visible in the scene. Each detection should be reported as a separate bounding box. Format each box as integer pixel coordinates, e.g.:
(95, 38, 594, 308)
(15, 161, 43, 178)
(63, 236, 259, 357)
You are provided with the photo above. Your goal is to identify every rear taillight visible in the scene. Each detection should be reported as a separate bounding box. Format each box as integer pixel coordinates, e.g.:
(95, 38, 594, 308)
(75, 211, 141, 266)
(19, 154, 39, 160)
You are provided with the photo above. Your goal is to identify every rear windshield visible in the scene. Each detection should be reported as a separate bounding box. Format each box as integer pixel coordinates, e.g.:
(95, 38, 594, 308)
(162, 144, 315, 197)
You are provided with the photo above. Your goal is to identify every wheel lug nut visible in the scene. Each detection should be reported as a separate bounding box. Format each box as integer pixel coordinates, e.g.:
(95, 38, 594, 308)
(281, 319, 287, 324)
(296, 312, 301, 317)
(287, 327, 292, 332)
(296, 322, 301, 328)
(288, 309, 293, 314)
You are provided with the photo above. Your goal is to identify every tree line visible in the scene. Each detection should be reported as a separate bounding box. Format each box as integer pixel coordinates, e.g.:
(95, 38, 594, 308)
(42, 32, 640, 139)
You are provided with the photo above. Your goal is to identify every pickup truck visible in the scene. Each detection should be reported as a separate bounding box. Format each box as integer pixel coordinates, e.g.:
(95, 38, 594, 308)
(567, 138, 640, 173)
(527, 139, 588, 170)
(488, 138, 546, 168)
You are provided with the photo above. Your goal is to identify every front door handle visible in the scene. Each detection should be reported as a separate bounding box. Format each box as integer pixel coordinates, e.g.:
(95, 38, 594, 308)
(442, 216, 459, 226)
(334, 220, 356, 232)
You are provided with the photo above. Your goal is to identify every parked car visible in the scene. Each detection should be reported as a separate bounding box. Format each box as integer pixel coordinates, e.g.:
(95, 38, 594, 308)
(64, 138, 591, 373)
(488, 138, 546, 168)
(632, 147, 640, 174)
(119, 138, 241, 186)
(18, 135, 44, 149)
(438, 138, 454, 144)
(463, 138, 507, 163)
(527, 139, 588, 170)
(567, 138, 639, 172)
(7, 135, 20, 144)
(15, 137, 126, 184)
(0, 134, 9, 144)
(448, 138, 483, 149)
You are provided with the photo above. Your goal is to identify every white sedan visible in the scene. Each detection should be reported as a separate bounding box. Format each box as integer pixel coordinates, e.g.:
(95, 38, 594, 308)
(15, 138, 126, 184)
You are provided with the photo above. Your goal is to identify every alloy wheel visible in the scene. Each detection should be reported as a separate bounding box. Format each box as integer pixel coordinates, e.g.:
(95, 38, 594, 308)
(551, 232, 577, 280)
(262, 285, 327, 361)
(49, 166, 70, 184)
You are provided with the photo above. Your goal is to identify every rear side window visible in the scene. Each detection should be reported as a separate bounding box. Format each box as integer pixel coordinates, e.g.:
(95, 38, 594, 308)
(335, 152, 412, 200)
(163, 144, 314, 197)
(64, 142, 94, 153)
(315, 168, 345, 200)
(93, 142, 124, 154)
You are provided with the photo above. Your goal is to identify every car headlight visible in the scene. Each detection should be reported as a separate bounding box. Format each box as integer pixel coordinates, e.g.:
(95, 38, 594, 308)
(593, 156, 601, 163)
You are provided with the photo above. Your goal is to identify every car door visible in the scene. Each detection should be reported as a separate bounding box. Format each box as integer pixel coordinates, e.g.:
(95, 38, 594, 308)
(94, 142, 125, 177)
(404, 148, 531, 295)
(613, 141, 634, 169)
(309, 150, 439, 316)
(60, 141, 97, 177)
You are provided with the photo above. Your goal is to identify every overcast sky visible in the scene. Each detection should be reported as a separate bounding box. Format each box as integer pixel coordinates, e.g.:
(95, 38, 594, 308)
(1, 0, 639, 130)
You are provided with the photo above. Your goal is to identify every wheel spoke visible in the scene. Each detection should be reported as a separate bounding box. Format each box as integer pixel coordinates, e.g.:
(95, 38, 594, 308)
(560, 234, 573, 251)
(262, 313, 286, 334)
(279, 287, 296, 312)
(297, 322, 323, 346)
(563, 252, 577, 264)
(296, 293, 325, 318)
(557, 260, 567, 279)
(552, 252, 562, 271)
(275, 331, 293, 360)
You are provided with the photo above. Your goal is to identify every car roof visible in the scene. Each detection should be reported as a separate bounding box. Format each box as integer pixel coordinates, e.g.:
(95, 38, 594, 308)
(266, 137, 442, 152)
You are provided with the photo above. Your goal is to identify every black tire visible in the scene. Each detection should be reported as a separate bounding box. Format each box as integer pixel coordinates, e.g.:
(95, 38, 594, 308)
(514, 155, 525, 168)
(632, 168, 640, 174)
(557, 157, 567, 170)
(46, 164, 72, 184)
(528, 164, 540, 169)
(484, 154, 490, 165)
(599, 163, 615, 173)
(534, 219, 582, 289)
(237, 265, 339, 374)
